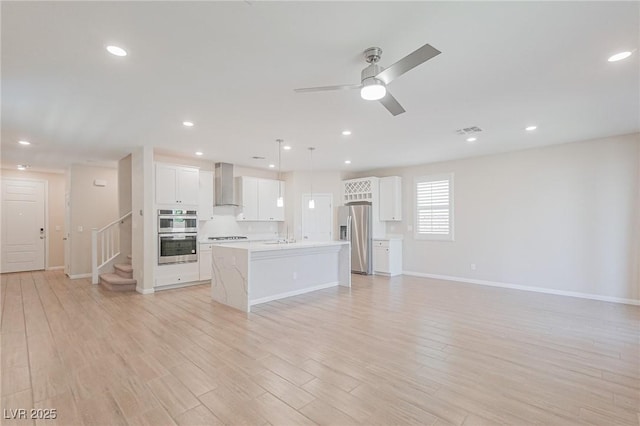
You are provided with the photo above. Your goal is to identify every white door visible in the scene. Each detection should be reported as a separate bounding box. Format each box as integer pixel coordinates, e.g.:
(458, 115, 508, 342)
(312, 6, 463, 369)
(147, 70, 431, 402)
(1, 179, 46, 273)
(301, 193, 332, 241)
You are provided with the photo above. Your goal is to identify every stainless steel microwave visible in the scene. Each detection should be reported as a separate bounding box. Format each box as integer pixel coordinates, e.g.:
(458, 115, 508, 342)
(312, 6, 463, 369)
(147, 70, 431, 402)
(158, 209, 198, 233)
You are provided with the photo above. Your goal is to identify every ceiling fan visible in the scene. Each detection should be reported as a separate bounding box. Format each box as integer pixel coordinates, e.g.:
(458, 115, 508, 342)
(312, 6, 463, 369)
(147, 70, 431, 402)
(294, 43, 441, 116)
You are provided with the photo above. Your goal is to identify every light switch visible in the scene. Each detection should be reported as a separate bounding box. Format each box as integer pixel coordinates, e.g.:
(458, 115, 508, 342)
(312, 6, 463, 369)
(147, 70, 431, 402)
(55, 225, 61, 231)
(407, 225, 413, 232)
(78, 226, 83, 232)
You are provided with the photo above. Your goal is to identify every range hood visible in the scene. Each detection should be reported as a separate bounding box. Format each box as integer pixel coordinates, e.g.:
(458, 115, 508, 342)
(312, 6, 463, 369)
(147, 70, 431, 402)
(214, 162, 238, 206)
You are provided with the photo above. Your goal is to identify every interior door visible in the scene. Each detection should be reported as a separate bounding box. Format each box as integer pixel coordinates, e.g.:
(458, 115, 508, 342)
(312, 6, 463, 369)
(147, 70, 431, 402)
(301, 193, 332, 241)
(1, 179, 46, 273)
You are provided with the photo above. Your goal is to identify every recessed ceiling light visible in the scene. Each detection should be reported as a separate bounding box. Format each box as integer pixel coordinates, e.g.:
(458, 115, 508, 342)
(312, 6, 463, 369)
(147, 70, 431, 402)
(182, 121, 194, 127)
(466, 137, 477, 142)
(106, 45, 127, 57)
(525, 125, 537, 131)
(17, 165, 28, 170)
(18, 140, 30, 146)
(268, 164, 275, 168)
(608, 51, 632, 62)
(344, 160, 352, 164)
(341, 130, 352, 136)
(283, 145, 292, 150)
(195, 151, 203, 156)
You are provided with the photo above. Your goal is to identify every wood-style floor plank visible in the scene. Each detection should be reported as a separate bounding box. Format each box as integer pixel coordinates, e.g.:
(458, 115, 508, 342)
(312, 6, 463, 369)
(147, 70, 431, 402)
(0, 270, 638, 426)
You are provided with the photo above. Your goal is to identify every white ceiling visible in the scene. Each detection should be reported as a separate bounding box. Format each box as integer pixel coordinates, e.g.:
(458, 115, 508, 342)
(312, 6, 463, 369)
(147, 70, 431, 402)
(2, 1, 638, 172)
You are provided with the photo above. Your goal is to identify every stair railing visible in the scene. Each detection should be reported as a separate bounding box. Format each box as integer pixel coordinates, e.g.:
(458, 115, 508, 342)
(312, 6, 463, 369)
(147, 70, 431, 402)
(91, 211, 132, 284)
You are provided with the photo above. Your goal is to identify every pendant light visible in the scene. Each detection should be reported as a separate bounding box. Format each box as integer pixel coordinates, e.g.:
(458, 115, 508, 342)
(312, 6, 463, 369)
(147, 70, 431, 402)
(308, 147, 315, 209)
(276, 139, 284, 207)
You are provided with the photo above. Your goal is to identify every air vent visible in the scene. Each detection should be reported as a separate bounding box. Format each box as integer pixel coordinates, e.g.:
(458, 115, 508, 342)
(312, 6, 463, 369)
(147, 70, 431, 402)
(251, 156, 265, 160)
(455, 126, 483, 135)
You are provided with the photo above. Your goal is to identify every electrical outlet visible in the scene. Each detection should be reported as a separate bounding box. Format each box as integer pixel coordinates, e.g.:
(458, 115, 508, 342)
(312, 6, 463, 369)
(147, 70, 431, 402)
(470, 263, 476, 271)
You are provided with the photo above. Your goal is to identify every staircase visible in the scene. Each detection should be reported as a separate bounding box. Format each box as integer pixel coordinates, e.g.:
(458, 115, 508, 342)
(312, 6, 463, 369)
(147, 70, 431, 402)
(99, 255, 136, 291)
(91, 211, 134, 291)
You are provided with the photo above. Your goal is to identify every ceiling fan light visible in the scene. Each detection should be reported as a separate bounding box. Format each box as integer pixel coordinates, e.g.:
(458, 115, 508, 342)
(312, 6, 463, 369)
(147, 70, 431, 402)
(360, 79, 386, 101)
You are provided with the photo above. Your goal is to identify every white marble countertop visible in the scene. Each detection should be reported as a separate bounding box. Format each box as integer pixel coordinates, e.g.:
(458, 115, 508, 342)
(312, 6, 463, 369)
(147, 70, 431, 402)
(373, 235, 404, 241)
(210, 240, 349, 252)
(199, 237, 276, 244)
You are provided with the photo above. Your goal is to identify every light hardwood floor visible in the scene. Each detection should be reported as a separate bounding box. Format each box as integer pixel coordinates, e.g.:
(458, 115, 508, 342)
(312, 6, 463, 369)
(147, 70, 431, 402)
(1, 270, 639, 426)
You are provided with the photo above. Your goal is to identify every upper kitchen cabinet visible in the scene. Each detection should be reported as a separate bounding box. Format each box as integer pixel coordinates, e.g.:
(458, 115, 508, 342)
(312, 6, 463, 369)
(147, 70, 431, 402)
(199, 171, 214, 220)
(258, 179, 285, 221)
(156, 163, 200, 206)
(343, 177, 379, 204)
(236, 176, 259, 221)
(236, 176, 284, 221)
(379, 176, 402, 221)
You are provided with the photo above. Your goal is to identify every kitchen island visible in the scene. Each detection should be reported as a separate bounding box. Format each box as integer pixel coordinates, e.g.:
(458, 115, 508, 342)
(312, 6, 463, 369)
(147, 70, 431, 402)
(210, 240, 351, 312)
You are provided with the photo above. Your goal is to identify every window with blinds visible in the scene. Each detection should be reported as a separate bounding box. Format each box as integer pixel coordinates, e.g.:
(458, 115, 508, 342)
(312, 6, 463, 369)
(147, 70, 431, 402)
(415, 174, 454, 240)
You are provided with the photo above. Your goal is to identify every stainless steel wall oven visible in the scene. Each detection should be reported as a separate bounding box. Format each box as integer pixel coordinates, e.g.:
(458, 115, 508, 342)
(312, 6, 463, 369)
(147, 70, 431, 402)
(157, 209, 198, 265)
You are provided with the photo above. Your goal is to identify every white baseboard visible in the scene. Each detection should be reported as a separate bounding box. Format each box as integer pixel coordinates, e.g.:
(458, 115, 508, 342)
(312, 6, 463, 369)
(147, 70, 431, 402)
(46, 266, 64, 271)
(402, 271, 640, 306)
(67, 273, 92, 279)
(250, 281, 338, 306)
(154, 280, 207, 292)
(136, 286, 155, 295)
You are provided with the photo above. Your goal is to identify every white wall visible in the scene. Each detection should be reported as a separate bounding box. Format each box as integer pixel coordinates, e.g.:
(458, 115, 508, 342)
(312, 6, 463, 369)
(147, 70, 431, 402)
(118, 155, 132, 260)
(349, 133, 640, 302)
(131, 146, 155, 292)
(68, 164, 119, 276)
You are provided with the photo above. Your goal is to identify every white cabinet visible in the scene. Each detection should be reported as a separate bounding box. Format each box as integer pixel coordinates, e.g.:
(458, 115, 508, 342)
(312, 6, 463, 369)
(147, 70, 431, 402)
(379, 176, 402, 221)
(237, 177, 284, 221)
(199, 244, 212, 281)
(199, 171, 214, 221)
(342, 176, 385, 238)
(258, 179, 285, 221)
(343, 177, 379, 204)
(155, 262, 200, 287)
(373, 239, 402, 276)
(156, 163, 200, 206)
(236, 177, 259, 221)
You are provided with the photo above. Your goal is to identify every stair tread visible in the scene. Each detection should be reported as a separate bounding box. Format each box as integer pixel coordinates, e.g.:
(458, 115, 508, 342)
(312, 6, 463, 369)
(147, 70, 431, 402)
(100, 273, 136, 285)
(100, 281, 136, 292)
(114, 263, 133, 272)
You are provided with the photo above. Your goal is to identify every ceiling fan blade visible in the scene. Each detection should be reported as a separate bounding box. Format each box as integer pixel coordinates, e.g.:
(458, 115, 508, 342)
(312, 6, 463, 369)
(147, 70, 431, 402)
(379, 91, 406, 116)
(294, 84, 362, 93)
(375, 43, 441, 85)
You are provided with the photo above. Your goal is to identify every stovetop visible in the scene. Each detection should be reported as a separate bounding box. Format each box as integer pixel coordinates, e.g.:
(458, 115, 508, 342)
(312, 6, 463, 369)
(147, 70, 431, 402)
(208, 236, 248, 241)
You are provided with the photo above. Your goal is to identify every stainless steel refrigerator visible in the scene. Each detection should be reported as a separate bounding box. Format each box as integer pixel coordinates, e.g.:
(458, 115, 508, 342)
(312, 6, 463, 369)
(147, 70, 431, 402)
(338, 203, 372, 274)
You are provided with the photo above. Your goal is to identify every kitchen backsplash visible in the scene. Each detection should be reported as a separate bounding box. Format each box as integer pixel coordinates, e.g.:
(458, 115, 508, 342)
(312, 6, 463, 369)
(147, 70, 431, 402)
(198, 206, 280, 239)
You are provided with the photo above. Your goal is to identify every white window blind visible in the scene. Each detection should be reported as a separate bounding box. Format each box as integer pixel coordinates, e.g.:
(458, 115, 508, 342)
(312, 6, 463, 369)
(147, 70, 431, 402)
(415, 174, 454, 240)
